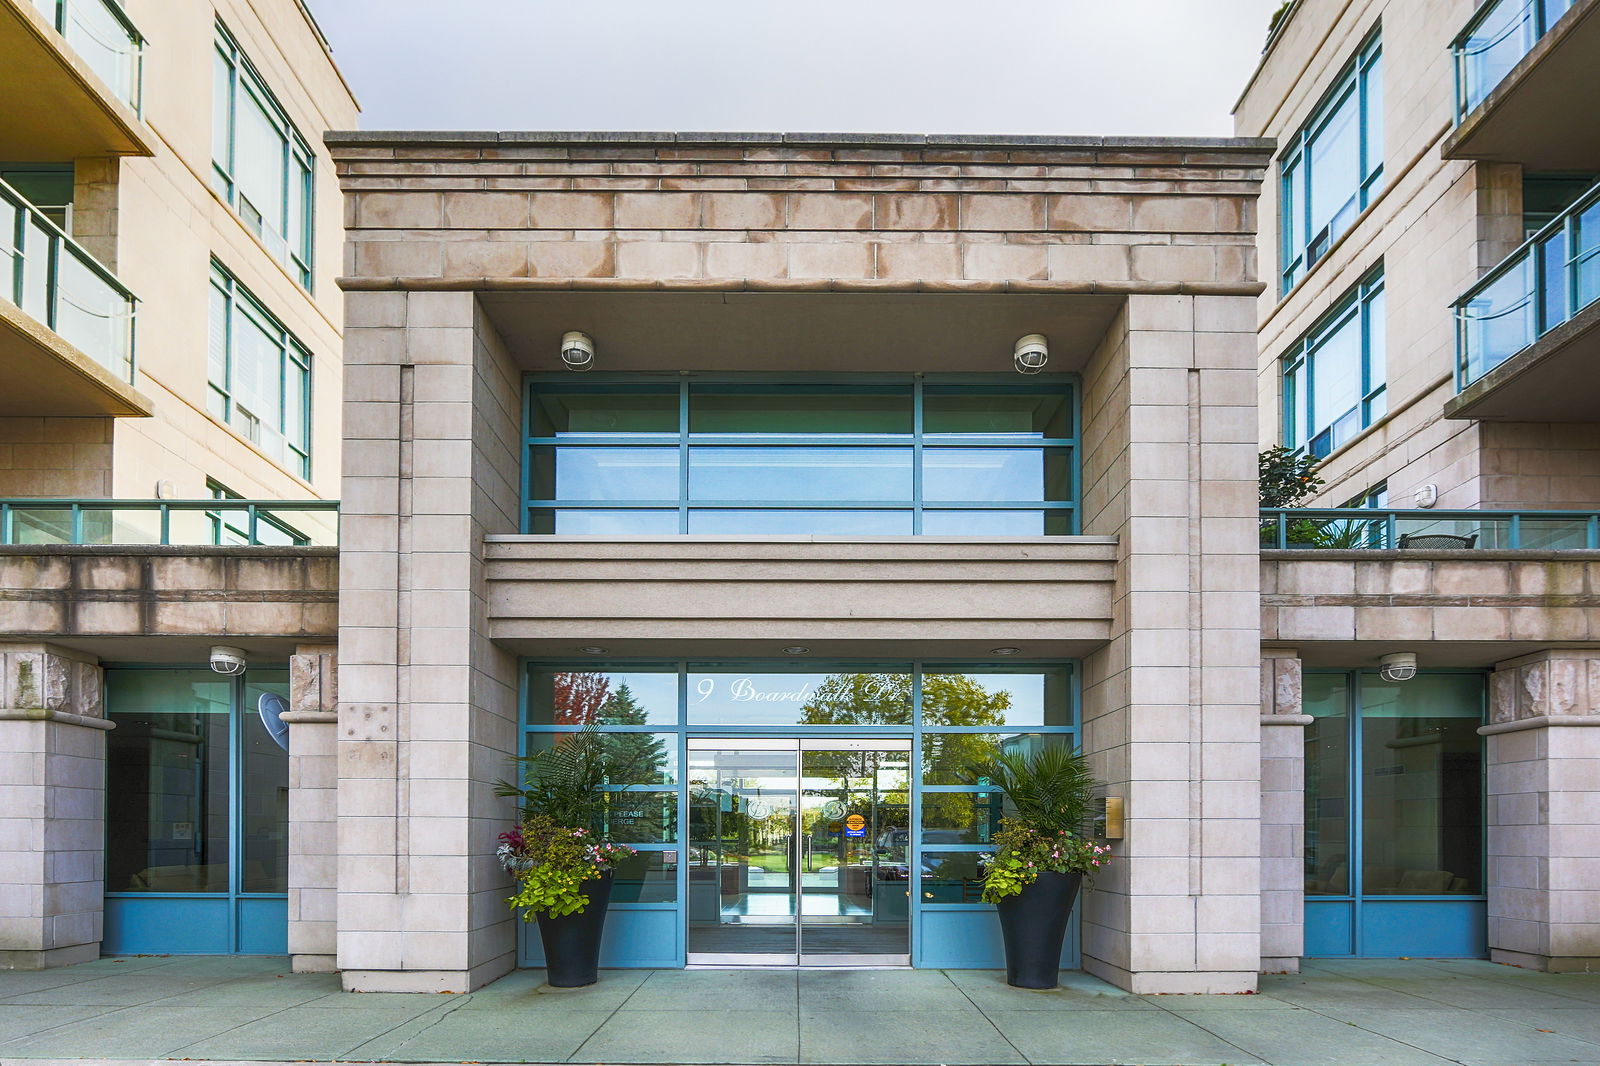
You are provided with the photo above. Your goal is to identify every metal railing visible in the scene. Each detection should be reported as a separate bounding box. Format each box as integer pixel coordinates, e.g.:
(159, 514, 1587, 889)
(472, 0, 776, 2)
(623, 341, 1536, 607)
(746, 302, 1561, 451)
(1452, 0, 1575, 123)
(0, 499, 339, 547)
(0, 176, 137, 383)
(1454, 177, 1600, 389)
(1261, 508, 1600, 550)
(29, 0, 144, 113)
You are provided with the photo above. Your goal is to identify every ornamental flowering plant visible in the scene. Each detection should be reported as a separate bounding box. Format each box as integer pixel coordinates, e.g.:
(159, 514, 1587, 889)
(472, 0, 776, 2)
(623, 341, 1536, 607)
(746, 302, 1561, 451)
(497, 814, 637, 919)
(975, 744, 1111, 904)
(493, 725, 654, 919)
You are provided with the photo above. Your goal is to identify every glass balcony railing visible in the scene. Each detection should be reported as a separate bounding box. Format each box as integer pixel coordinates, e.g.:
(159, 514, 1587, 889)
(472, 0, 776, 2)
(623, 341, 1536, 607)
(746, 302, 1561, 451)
(0, 176, 136, 383)
(28, 0, 144, 113)
(0, 499, 340, 547)
(1453, 0, 1576, 122)
(1454, 178, 1600, 389)
(1261, 508, 1600, 550)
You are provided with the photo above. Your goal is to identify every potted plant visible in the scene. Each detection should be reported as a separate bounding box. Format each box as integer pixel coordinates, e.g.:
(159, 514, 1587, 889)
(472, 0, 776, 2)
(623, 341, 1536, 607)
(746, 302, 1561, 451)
(979, 745, 1111, 989)
(494, 728, 642, 987)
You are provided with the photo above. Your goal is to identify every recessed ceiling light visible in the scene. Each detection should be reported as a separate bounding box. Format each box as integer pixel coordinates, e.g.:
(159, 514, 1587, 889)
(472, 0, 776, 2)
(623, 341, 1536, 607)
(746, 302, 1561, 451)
(782, 646, 810, 655)
(990, 647, 1022, 656)
(578, 645, 608, 654)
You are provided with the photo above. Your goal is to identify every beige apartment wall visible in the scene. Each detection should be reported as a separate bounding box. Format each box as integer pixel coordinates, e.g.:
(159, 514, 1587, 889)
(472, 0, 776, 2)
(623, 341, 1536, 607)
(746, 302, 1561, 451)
(64, 0, 358, 502)
(0, 418, 111, 497)
(1234, 0, 1600, 509)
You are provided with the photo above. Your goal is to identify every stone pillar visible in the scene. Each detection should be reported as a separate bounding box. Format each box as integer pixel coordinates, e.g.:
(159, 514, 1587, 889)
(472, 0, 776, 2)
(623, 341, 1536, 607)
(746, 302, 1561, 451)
(0, 644, 109, 970)
(1259, 649, 1310, 973)
(1483, 649, 1600, 973)
(336, 290, 522, 992)
(1078, 294, 1262, 994)
(284, 643, 338, 973)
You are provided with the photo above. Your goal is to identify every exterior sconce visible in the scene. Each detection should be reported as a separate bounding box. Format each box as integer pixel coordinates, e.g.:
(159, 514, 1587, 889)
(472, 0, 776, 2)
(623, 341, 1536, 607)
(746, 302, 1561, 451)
(1013, 334, 1048, 374)
(1099, 796, 1125, 840)
(1414, 484, 1439, 508)
(560, 331, 595, 372)
(209, 645, 247, 675)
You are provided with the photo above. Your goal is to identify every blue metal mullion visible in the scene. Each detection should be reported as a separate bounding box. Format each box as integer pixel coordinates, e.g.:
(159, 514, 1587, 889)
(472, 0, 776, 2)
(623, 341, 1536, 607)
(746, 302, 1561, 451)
(678, 381, 689, 534)
(909, 663, 923, 965)
(1349, 670, 1364, 956)
(911, 378, 924, 535)
(228, 672, 243, 954)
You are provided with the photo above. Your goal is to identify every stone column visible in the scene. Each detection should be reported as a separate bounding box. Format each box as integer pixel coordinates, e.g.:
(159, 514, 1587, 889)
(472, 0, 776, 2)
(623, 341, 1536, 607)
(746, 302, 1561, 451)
(336, 290, 522, 992)
(0, 644, 109, 970)
(1483, 649, 1600, 973)
(284, 643, 338, 973)
(1259, 649, 1310, 973)
(1078, 294, 1262, 994)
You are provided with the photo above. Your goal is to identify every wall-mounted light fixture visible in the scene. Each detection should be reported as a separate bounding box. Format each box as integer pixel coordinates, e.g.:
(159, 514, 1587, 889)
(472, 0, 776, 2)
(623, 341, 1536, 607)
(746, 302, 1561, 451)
(1013, 334, 1048, 375)
(560, 331, 595, 372)
(1379, 651, 1418, 682)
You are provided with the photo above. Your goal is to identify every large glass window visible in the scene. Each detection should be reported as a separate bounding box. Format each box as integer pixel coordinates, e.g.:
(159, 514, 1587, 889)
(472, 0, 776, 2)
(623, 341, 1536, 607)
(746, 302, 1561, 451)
(208, 261, 312, 478)
(523, 380, 1077, 535)
(1280, 31, 1383, 294)
(212, 21, 314, 289)
(1283, 267, 1386, 459)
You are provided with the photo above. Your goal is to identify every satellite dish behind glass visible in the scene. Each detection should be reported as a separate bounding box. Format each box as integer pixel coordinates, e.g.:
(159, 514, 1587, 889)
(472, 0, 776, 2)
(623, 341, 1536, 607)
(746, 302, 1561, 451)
(258, 692, 290, 751)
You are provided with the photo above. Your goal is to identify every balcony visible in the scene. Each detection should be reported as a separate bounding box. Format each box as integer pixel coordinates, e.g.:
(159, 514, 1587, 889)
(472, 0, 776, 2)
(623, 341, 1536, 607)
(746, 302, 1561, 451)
(1, 177, 147, 416)
(0, 0, 150, 160)
(1448, 179, 1600, 420)
(1445, 0, 1600, 169)
(1260, 508, 1600, 550)
(0, 498, 340, 546)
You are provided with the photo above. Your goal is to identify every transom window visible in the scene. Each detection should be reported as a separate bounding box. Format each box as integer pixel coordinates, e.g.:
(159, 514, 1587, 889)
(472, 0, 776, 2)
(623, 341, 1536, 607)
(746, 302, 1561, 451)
(522, 378, 1077, 536)
(212, 21, 314, 289)
(1283, 267, 1386, 460)
(208, 261, 312, 479)
(1280, 31, 1383, 294)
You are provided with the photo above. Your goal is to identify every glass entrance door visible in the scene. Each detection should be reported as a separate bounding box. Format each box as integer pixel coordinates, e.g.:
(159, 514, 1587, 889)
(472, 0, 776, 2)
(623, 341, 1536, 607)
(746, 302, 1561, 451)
(686, 738, 911, 966)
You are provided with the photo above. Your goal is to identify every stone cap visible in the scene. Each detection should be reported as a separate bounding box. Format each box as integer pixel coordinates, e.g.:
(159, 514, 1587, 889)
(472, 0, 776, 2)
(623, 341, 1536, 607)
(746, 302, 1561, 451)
(0, 544, 337, 558)
(324, 129, 1276, 154)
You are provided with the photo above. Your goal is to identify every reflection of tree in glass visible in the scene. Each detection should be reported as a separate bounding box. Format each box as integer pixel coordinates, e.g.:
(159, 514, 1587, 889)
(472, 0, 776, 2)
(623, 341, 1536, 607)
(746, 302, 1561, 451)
(543, 675, 669, 842)
(799, 673, 1012, 840)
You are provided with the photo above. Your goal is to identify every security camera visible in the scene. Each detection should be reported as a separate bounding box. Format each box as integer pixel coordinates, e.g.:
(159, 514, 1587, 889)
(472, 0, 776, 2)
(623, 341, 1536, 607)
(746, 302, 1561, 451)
(1379, 652, 1418, 683)
(560, 331, 594, 372)
(1013, 334, 1048, 375)
(209, 646, 248, 676)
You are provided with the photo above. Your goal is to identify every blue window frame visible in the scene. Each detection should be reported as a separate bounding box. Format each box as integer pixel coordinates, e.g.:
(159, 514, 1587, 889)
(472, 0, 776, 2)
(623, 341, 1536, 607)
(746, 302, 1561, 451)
(522, 376, 1078, 536)
(1283, 267, 1386, 459)
(518, 660, 1079, 970)
(1303, 670, 1486, 959)
(212, 20, 314, 290)
(1280, 30, 1383, 294)
(208, 260, 312, 479)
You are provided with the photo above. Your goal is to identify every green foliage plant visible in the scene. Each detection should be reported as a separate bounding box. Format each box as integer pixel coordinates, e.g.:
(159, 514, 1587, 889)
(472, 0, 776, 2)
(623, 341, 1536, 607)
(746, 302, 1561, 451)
(1259, 446, 1324, 508)
(978, 745, 1110, 904)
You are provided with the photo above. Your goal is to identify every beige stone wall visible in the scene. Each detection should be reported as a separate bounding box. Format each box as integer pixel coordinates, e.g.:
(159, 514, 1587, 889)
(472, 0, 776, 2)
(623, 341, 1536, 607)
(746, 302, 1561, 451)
(0, 644, 108, 970)
(0, 418, 112, 497)
(2, 0, 357, 503)
(1078, 294, 1263, 994)
(285, 643, 338, 972)
(1259, 650, 1308, 972)
(332, 135, 1267, 294)
(1236, 0, 1600, 508)
(1484, 650, 1600, 972)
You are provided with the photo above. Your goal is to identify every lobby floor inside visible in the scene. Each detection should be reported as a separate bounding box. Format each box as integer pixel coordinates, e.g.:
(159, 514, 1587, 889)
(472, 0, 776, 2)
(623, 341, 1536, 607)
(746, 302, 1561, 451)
(2, 955, 1599, 1065)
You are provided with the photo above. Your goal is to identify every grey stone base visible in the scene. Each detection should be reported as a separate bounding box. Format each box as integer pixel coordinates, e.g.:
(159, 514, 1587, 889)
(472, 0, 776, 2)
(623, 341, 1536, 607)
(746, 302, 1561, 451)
(1492, 948, 1600, 974)
(341, 957, 513, 993)
(0, 941, 100, 970)
(1259, 956, 1301, 974)
(291, 953, 337, 973)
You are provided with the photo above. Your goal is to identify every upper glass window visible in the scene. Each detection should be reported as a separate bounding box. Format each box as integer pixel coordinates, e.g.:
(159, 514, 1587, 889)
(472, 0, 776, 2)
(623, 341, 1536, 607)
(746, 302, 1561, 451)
(1283, 267, 1386, 460)
(523, 379, 1077, 536)
(1280, 31, 1383, 295)
(208, 261, 312, 479)
(212, 21, 314, 289)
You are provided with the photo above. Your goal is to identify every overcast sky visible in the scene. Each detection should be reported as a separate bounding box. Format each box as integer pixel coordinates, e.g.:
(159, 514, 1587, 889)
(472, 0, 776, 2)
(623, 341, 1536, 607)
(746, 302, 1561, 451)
(306, 0, 1282, 136)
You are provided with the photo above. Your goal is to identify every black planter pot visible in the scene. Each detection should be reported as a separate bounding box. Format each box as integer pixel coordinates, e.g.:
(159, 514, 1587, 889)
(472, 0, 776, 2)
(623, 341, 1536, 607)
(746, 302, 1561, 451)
(995, 870, 1082, 989)
(535, 872, 613, 987)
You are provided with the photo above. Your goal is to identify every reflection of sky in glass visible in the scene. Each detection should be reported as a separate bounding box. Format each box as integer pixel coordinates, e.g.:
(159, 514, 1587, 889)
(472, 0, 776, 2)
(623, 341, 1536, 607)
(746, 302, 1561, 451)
(923, 449, 1045, 502)
(688, 510, 911, 535)
(689, 447, 912, 502)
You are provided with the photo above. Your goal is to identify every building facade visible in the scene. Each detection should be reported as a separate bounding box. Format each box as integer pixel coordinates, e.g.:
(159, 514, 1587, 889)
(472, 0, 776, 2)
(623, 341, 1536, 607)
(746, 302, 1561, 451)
(0, 0, 354, 968)
(1238, 0, 1600, 972)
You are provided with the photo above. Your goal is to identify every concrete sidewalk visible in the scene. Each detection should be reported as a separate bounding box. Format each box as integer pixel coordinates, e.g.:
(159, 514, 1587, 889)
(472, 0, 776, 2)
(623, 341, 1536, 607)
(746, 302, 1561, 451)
(2, 955, 1598, 1065)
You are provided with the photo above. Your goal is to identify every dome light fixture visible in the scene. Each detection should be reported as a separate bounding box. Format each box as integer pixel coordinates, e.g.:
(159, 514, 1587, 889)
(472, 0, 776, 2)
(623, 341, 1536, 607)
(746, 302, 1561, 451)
(1013, 334, 1048, 375)
(990, 646, 1022, 656)
(1379, 651, 1418, 682)
(560, 331, 595, 372)
(782, 645, 810, 655)
(578, 645, 608, 655)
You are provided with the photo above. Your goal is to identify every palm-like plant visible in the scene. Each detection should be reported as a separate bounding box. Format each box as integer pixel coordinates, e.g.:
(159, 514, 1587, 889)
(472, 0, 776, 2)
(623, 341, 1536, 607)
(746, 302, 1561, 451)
(984, 744, 1096, 837)
(494, 725, 653, 829)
